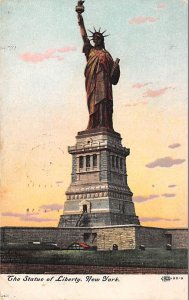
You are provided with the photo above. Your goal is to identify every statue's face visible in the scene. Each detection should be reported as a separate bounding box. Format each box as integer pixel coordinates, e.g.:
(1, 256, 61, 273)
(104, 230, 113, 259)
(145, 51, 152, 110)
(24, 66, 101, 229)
(93, 34, 103, 47)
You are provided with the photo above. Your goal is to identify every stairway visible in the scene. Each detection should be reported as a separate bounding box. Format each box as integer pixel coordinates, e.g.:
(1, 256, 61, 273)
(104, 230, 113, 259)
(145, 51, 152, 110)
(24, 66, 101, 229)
(75, 211, 87, 227)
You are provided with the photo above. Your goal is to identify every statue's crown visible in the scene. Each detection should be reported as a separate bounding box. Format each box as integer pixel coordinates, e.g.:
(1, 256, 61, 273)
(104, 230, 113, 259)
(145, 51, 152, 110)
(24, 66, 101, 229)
(88, 27, 110, 40)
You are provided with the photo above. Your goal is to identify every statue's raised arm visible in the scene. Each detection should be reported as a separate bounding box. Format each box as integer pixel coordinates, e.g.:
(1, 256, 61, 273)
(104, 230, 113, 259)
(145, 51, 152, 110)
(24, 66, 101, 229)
(75, 0, 120, 131)
(76, 1, 88, 43)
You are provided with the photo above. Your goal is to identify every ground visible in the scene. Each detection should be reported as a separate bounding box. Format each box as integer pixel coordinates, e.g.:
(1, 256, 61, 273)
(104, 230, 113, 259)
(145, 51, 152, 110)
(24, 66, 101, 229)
(0, 248, 187, 274)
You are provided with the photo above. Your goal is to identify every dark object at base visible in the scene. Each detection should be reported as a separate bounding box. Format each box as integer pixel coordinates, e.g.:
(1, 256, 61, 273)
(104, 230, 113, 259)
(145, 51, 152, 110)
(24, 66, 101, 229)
(166, 244, 172, 250)
(112, 244, 118, 251)
(139, 245, 145, 251)
(91, 246, 97, 250)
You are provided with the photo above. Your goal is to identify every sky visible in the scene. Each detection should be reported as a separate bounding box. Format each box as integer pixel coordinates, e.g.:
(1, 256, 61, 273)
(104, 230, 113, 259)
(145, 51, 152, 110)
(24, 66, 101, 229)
(0, 0, 187, 228)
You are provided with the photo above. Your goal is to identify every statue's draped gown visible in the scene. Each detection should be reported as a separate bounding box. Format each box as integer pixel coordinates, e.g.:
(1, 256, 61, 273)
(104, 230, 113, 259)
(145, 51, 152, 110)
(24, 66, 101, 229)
(83, 40, 114, 130)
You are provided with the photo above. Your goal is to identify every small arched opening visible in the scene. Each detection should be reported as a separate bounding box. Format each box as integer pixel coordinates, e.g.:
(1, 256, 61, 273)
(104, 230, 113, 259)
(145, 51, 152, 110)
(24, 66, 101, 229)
(83, 204, 87, 213)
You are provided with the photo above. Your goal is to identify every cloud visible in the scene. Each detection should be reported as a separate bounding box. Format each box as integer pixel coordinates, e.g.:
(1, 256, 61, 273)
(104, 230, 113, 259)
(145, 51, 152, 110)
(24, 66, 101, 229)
(133, 193, 176, 203)
(40, 203, 64, 211)
(132, 83, 150, 89)
(140, 217, 180, 222)
(156, 3, 166, 9)
(1, 211, 56, 222)
(1, 212, 39, 217)
(146, 157, 185, 168)
(133, 194, 159, 203)
(168, 184, 177, 188)
(168, 143, 181, 149)
(125, 101, 147, 107)
(21, 216, 56, 222)
(129, 16, 159, 25)
(143, 87, 173, 98)
(20, 46, 77, 63)
(20, 49, 56, 63)
(162, 193, 176, 198)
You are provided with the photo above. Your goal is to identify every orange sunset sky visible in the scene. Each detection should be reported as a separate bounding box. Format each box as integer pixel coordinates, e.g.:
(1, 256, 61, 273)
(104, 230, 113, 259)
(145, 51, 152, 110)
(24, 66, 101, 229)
(0, 0, 187, 228)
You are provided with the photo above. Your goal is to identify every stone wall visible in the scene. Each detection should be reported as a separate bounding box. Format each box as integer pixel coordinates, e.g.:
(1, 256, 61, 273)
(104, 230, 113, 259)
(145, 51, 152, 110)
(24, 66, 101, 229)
(165, 229, 188, 249)
(1, 226, 188, 251)
(95, 226, 136, 250)
(1, 226, 136, 250)
(1, 227, 90, 249)
(135, 227, 167, 248)
(135, 227, 188, 249)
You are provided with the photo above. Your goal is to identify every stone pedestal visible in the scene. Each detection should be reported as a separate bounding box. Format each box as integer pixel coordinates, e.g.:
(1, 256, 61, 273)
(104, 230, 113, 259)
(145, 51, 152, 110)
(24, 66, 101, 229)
(58, 128, 140, 227)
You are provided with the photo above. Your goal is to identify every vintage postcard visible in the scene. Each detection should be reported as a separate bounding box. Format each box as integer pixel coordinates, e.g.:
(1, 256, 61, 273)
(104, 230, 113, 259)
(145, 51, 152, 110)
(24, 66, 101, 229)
(0, 0, 188, 299)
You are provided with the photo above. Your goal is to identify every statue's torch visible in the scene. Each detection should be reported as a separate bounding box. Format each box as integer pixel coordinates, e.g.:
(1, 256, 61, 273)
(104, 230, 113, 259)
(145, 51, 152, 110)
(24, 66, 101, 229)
(75, 1, 85, 14)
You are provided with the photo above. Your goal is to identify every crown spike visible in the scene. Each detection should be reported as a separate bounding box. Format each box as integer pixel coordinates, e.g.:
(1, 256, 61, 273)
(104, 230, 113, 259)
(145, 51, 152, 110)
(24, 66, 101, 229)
(88, 28, 109, 39)
(101, 30, 107, 35)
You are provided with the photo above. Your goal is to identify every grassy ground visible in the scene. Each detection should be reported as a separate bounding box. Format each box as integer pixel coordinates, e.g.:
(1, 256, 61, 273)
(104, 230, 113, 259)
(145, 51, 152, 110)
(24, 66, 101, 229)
(1, 248, 187, 269)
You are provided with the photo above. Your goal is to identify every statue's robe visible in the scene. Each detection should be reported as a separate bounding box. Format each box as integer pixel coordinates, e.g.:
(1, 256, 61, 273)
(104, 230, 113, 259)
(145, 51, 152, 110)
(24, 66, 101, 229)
(83, 40, 115, 130)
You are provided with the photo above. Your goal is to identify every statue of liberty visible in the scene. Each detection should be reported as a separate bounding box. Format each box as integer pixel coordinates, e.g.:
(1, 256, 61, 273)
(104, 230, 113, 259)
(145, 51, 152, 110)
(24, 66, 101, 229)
(76, 1, 120, 130)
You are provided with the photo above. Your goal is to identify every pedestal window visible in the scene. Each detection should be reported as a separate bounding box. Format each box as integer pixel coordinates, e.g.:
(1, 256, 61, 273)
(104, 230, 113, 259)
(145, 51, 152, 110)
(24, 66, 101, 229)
(86, 155, 90, 169)
(79, 156, 84, 169)
(93, 154, 97, 168)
